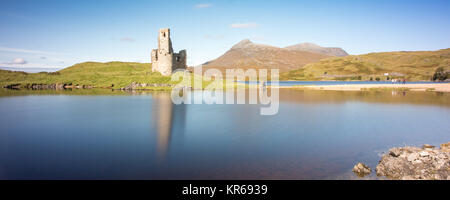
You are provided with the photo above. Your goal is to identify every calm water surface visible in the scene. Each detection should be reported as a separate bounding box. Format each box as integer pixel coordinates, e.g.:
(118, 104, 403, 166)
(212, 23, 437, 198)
(0, 89, 449, 179)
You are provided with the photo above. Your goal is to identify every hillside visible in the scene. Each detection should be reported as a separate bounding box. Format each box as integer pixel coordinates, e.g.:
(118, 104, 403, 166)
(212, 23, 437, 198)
(0, 62, 172, 89)
(285, 43, 348, 57)
(202, 39, 332, 73)
(2, 49, 448, 90)
(281, 48, 450, 81)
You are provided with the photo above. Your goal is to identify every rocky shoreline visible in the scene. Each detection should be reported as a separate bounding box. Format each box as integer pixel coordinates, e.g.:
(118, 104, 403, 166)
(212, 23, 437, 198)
(2, 82, 173, 91)
(119, 82, 173, 90)
(2, 83, 94, 90)
(288, 83, 450, 93)
(354, 142, 450, 180)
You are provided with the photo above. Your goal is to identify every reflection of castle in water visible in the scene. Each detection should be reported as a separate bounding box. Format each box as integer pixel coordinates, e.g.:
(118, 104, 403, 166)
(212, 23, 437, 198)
(151, 92, 186, 158)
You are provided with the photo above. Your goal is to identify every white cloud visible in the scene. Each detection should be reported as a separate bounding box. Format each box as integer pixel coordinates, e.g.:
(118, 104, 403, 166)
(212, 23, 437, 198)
(13, 58, 27, 64)
(120, 37, 135, 42)
(3, 58, 27, 65)
(0, 62, 61, 69)
(194, 4, 213, 9)
(0, 47, 62, 55)
(230, 23, 260, 29)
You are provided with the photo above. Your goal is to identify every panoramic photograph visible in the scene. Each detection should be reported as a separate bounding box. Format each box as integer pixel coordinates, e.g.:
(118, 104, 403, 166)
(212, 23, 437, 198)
(0, 0, 449, 195)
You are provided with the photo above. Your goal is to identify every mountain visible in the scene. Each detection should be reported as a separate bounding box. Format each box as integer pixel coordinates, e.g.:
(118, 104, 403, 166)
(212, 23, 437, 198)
(0, 66, 61, 73)
(285, 43, 349, 57)
(281, 48, 450, 81)
(202, 39, 332, 73)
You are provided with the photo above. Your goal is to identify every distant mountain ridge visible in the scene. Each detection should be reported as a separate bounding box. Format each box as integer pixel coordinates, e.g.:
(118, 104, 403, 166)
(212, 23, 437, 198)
(229, 39, 276, 50)
(281, 48, 450, 81)
(285, 42, 349, 57)
(202, 39, 340, 72)
(0, 66, 61, 73)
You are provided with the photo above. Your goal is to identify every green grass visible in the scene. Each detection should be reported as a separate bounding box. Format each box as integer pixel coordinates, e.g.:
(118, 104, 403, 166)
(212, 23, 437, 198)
(0, 62, 174, 89)
(0, 61, 251, 90)
(281, 48, 450, 81)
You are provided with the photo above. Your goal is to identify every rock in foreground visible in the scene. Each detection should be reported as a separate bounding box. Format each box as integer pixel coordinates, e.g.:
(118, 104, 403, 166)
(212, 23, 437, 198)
(376, 143, 450, 180)
(352, 162, 371, 177)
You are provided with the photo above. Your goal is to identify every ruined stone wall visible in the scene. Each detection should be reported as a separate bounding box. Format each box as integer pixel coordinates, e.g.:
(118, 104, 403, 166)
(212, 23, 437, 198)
(158, 28, 173, 53)
(172, 50, 187, 70)
(151, 49, 158, 71)
(151, 28, 186, 76)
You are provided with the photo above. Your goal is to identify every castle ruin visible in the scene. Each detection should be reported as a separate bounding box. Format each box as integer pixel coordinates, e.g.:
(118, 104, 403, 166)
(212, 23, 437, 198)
(151, 28, 186, 76)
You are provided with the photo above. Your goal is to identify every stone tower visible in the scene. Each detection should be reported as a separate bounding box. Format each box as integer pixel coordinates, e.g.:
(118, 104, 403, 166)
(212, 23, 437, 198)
(151, 28, 186, 76)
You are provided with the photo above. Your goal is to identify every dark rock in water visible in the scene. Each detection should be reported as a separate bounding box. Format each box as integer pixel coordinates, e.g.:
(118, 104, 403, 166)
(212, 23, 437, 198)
(389, 148, 402, 157)
(3, 83, 21, 89)
(30, 83, 68, 90)
(352, 162, 371, 177)
(376, 143, 450, 180)
(56, 83, 65, 90)
(422, 144, 435, 149)
(121, 82, 173, 90)
(3, 83, 91, 90)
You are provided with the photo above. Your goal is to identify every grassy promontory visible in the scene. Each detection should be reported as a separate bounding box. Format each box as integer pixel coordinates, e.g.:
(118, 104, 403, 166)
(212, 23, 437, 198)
(0, 62, 174, 90)
(0, 61, 253, 90)
(281, 48, 450, 81)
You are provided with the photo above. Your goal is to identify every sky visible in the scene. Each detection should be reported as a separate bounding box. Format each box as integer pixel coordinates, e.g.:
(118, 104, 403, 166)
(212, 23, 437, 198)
(0, 0, 449, 71)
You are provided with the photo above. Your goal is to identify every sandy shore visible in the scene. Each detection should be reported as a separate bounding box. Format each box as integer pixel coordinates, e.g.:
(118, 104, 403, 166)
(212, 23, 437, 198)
(281, 83, 450, 92)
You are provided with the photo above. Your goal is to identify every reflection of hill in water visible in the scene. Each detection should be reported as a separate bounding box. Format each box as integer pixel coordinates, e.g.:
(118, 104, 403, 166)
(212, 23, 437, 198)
(2, 88, 449, 107)
(1, 88, 449, 108)
(0, 89, 448, 179)
(279, 89, 450, 107)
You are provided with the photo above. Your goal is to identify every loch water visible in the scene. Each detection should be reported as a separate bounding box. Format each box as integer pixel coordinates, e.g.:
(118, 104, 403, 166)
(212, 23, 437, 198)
(0, 89, 449, 179)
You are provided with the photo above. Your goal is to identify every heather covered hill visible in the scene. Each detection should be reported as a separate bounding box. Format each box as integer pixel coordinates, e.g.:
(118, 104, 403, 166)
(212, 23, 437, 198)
(202, 39, 332, 73)
(281, 48, 450, 81)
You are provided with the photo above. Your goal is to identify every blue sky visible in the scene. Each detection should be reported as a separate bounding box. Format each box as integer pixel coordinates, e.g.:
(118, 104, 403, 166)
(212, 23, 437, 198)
(0, 0, 449, 71)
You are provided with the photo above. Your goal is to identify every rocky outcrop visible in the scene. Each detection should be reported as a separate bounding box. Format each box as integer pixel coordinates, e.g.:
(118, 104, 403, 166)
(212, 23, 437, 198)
(3, 82, 173, 91)
(2, 83, 93, 90)
(441, 142, 450, 152)
(3, 83, 21, 89)
(63, 84, 94, 89)
(29, 83, 65, 90)
(352, 163, 371, 177)
(121, 82, 173, 90)
(375, 143, 450, 180)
